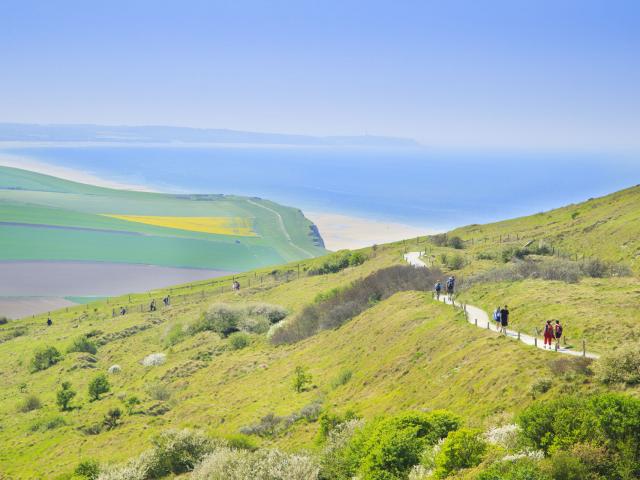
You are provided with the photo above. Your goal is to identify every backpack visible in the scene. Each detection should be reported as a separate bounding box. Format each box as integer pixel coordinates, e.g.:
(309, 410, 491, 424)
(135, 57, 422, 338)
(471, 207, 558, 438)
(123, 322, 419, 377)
(493, 309, 500, 321)
(555, 324, 563, 338)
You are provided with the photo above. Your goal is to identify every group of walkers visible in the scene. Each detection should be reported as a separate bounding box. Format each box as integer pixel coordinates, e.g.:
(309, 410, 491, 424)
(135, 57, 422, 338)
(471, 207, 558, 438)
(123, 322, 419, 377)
(149, 295, 171, 312)
(433, 276, 456, 300)
(542, 319, 563, 349)
(492, 305, 510, 334)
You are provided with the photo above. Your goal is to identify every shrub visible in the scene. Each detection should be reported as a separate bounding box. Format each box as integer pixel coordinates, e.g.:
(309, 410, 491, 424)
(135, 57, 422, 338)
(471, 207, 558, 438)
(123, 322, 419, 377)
(147, 382, 171, 401)
(224, 433, 258, 451)
(476, 458, 549, 480)
(530, 378, 553, 397)
(146, 429, 214, 477)
(544, 451, 589, 480)
(164, 323, 186, 347)
(272, 265, 442, 344)
(293, 366, 312, 393)
(123, 395, 141, 414)
(0, 316, 8, 325)
(308, 251, 367, 276)
(331, 369, 353, 389)
(19, 394, 42, 412)
(191, 303, 242, 337)
(246, 303, 288, 324)
(191, 447, 319, 480)
(240, 412, 285, 437)
(446, 254, 465, 270)
(595, 344, 640, 385)
(434, 428, 487, 478)
(74, 459, 100, 479)
(88, 374, 110, 401)
(317, 410, 359, 441)
(30, 346, 62, 372)
(67, 335, 98, 355)
(30, 415, 66, 432)
(56, 381, 76, 411)
(228, 332, 251, 350)
(103, 408, 122, 430)
(141, 352, 166, 367)
(94, 450, 153, 480)
(337, 411, 461, 479)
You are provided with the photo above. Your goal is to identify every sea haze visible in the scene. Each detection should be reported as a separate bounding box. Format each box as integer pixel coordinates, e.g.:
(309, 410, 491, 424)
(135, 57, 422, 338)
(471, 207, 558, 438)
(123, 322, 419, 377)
(1, 144, 639, 231)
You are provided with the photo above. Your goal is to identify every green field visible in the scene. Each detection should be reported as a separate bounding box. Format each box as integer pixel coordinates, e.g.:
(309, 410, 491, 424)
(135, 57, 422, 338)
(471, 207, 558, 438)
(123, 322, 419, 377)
(0, 166, 326, 270)
(0, 184, 639, 479)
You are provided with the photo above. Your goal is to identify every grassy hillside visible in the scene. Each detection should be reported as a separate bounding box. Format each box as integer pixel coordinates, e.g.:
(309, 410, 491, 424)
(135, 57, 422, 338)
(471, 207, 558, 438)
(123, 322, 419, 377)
(0, 166, 326, 270)
(0, 184, 639, 478)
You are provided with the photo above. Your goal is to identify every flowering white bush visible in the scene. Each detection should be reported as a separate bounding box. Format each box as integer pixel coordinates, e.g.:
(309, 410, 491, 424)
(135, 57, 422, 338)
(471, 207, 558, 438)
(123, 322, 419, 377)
(191, 447, 319, 480)
(502, 448, 544, 462)
(142, 353, 166, 367)
(97, 450, 154, 480)
(407, 464, 432, 480)
(483, 424, 519, 449)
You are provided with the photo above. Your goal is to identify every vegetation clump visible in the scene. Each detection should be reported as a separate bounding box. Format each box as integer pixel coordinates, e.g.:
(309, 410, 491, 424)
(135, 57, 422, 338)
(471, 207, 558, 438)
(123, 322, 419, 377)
(190, 302, 288, 338)
(595, 344, 640, 386)
(18, 394, 42, 412)
(430, 234, 465, 249)
(30, 346, 62, 372)
(271, 265, 441, 344)
(56, 381, 76, 411)
(88, 374, 110, 401)
(67, 335, 98, 355)
(292, 366, 313, 393)
(307, 250, 367, 275)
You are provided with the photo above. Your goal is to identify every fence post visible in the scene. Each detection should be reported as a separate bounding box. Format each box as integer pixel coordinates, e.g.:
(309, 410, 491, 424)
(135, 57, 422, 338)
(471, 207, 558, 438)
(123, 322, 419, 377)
(486, 321, 490, 329)
(582, 339, 586, 357)
(474, 318, 477, 326)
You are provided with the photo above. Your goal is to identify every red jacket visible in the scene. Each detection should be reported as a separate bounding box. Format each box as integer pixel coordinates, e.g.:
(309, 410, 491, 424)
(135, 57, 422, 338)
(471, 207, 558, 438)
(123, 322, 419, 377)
(543, 324, 554, 338)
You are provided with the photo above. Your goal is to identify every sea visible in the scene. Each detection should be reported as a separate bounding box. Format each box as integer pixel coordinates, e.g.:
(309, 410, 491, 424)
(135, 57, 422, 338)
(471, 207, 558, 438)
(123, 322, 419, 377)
(1, 144, 638, 231)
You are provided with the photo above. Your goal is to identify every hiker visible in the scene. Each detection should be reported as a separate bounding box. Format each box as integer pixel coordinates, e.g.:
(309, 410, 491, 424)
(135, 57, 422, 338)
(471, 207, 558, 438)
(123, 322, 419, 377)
(493, 306, 502, 331)
(232, 280, 240, 291)
(543, 320, 555, 349)
(149, 299, 156, 312)
(46, 317, 52, 327)
(120, 306, 126, 316)
(554, 320, 563, 348)
(499, 305, 509, 334)
(434, 281, 442, 300)
(162, 296, 169, 307)
(446, 276, 455, 298)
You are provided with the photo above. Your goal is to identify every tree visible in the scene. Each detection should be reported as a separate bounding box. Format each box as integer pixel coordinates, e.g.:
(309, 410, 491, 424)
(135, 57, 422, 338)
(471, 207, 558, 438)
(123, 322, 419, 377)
(88, 374, 110, 401)
(434, 428, 487, 478)
(124, 395, 141, 414)
(292, 366, 312, 393)
(30, 346, 62, 372)
(56, 381, 76, 411)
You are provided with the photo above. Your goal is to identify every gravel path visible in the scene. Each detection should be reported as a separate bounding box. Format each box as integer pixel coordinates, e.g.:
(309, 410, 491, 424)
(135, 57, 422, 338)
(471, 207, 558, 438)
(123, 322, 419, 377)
(404, 251, 599, 359)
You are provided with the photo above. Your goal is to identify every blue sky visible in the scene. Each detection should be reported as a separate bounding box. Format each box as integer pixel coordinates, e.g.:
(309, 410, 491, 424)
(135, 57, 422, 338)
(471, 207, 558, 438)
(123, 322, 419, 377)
(0, 0, 638, 149)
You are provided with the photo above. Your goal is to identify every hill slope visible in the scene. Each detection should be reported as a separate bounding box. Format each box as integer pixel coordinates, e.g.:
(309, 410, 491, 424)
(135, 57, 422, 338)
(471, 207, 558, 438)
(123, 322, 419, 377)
(0, 166, 326, 270)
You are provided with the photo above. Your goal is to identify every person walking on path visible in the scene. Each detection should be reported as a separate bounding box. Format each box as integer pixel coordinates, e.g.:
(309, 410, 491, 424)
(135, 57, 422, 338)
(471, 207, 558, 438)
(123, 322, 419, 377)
(149, 299, 156, 312)
(434, 281, 442, 300)
(554, 320, 563, 349)
(47, 317, 52, 326)
(543, 320, 555, 349)
(499, 305, 509, 334)
(446, 276, 456, 300)
(493, 306, 502, 331)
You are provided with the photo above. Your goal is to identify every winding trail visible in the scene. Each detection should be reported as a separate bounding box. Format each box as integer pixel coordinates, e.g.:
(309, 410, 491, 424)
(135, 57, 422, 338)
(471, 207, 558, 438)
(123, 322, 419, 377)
(404, 252, 599, 359)
(246, 199, 315, 258)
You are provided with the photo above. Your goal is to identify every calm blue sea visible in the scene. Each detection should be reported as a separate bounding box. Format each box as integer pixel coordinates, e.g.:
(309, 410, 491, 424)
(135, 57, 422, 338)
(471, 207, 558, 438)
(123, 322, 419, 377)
(3, 145, 639, 230)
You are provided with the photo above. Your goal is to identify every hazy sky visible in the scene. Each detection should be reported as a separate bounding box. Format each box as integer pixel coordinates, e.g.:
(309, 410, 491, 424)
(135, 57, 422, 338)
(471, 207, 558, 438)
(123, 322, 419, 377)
(1, 0, 639, 149)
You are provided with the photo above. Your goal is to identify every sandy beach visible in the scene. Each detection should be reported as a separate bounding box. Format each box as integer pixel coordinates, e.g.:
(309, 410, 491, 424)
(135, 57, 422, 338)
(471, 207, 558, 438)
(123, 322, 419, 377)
(306, 211, 431, 251)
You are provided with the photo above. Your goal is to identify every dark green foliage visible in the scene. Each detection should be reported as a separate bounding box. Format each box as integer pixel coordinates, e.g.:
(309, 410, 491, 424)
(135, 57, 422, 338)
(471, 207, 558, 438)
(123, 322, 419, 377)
(330, 411, 461, 480)
(67, 335, 98, 355)
(146, 429, 213, 477)
(434, 428, 487, 478)
(30, 346, 62, 372)
(477, 458, 550, 480)
(74, 459, 100, 479)
(430, 234, 465, 249)
(88, 374, 110, 401)
(103, 408, 122, 430)
(308, 250, 367, 276)
(56, 381, 76, 411)
(123, 395, 141, 414)
(19, 394, 42, 412)
(518, 393, 640, 476)
(292, 366, 312, 393)
(271, 265, 442, 344)
(190, 303, 241, 337)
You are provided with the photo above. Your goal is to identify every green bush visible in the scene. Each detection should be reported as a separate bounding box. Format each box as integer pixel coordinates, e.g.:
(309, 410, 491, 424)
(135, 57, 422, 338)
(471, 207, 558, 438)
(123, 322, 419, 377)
(123, 395, 141, 414)
(74, 459, 100, 479)
(103, 408, 122, 430)
(67, 336, 98, 355)
(293, 366, 312, 393)
(476, 458, 549, 480)
(228, 331, 251, 350)
(338, 411, 461, 479)
(434, 428, 487, 478)
(56, 381, 76, 411)
(191, 303, 242, 337)
(30, 346, 62, 372)
(146, 429, 214, 477)
(446, 254, 465, 270)
(30, 415, 66, 432)
(595, 344, 640, 386)
(88, 374, 110, 401)
(331, 369, 353, 389)
(19, 394, 42, 412)
(308, 250, 367, 276)
(317, 410, 358, 441)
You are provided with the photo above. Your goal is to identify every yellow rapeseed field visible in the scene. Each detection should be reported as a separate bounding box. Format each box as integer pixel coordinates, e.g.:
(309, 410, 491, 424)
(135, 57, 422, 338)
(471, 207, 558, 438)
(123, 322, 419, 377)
(102, 214, 257, 236)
